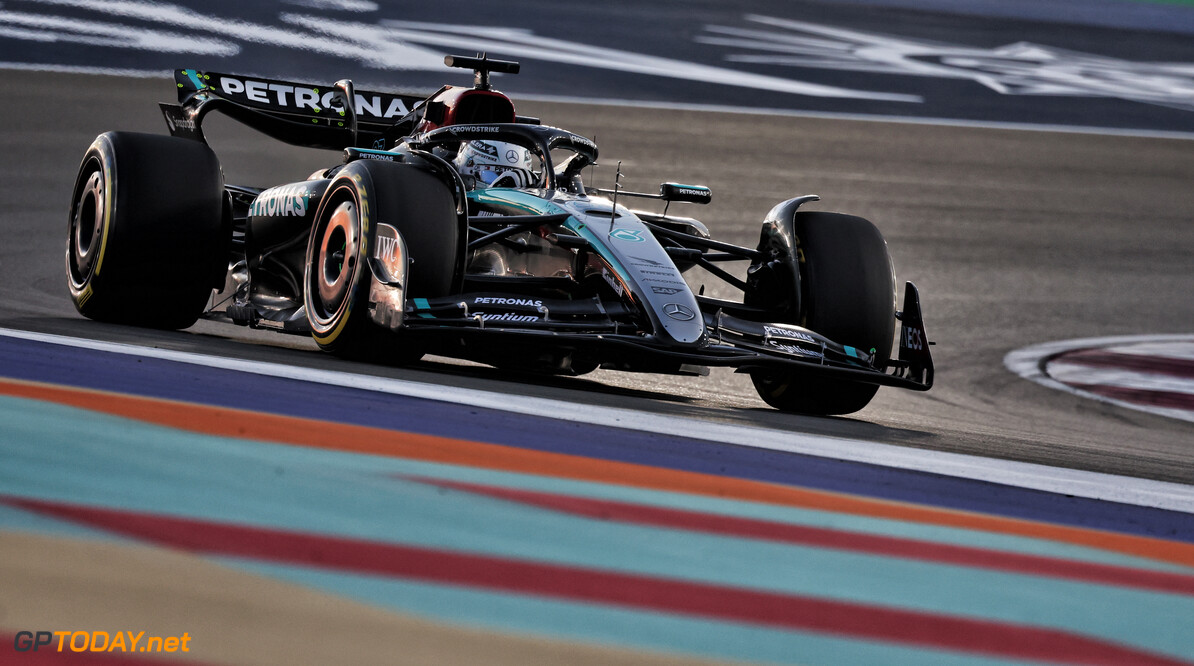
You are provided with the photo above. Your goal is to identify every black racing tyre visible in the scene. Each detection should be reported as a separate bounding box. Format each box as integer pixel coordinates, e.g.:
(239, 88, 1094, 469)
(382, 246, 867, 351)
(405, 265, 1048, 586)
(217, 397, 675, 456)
(304, 160, 458, 359)
(66, 132, 227, 329)
(751, 211, 896, 415)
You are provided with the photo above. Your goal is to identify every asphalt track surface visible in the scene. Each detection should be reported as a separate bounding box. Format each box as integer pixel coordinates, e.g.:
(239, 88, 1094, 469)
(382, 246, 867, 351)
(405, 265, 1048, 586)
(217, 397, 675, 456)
(2, 68, 1192, 484)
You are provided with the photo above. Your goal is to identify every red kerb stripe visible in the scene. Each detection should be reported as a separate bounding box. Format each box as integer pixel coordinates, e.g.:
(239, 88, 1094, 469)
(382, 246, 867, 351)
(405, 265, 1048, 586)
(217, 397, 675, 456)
(1057, 349, 1194, 380)
(1067, 382, 1194, 410)
(3, 496, 1190, 666)
(409, 476, 1194, 596)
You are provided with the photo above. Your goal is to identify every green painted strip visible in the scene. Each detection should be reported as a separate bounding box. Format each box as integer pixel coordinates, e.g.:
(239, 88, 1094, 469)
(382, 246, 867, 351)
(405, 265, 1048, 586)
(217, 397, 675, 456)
(234, 560, 1031, 666)
(3, 395, 1194, 656)
(2, 392, 1190, 579)
(378, 463, 1194, 576)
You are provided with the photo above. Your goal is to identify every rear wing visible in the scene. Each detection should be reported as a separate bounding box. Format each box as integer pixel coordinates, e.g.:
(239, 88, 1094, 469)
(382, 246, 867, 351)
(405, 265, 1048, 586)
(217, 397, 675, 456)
(160, 69, 429, 150)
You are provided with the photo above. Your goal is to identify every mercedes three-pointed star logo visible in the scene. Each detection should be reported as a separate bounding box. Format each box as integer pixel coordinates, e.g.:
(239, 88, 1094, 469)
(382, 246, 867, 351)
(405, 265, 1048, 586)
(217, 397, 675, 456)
(663, 303, 696, 321)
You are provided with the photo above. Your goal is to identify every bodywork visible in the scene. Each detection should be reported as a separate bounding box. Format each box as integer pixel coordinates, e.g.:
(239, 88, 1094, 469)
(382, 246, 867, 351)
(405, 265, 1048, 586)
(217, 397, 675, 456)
(162, 62, 934, 393)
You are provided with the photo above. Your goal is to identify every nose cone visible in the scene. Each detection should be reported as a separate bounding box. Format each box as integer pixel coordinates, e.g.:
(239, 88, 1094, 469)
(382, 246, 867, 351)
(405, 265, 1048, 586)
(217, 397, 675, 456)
(656, 300, 705, 345)
(568, 201, 705, 346)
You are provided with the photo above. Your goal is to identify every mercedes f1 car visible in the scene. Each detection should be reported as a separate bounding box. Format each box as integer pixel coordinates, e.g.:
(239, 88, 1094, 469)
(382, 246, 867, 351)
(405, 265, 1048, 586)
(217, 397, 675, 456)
(66, 55, 933, 415)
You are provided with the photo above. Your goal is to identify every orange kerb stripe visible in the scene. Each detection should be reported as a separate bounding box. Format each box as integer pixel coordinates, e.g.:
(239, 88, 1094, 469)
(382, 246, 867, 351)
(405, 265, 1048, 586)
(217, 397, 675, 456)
(4, 377, 1193, 568)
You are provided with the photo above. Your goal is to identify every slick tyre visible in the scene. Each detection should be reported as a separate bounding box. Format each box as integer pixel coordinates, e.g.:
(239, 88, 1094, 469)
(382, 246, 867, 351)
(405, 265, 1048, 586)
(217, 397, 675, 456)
(304, 160, 458, 360)
(66, 132, 228, 329)
(751, 211, 896, 415)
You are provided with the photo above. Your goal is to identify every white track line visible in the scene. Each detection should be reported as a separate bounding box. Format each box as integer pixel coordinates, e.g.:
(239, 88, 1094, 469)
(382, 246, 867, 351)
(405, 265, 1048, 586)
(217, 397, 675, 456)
(1103, 342, 1194, 362)
(5, 327, 1194, 513)
(1006, 335, 1194, 426)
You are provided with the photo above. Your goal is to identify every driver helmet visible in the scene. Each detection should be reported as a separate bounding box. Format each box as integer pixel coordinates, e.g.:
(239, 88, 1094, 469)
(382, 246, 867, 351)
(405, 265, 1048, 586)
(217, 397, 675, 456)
(454, 140, 536, 188)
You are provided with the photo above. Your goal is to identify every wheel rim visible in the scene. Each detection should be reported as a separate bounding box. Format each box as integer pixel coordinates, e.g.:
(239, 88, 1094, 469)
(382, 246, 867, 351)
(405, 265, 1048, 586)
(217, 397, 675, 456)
(310, 200, 359, 326)
(68, 159, 105, 288)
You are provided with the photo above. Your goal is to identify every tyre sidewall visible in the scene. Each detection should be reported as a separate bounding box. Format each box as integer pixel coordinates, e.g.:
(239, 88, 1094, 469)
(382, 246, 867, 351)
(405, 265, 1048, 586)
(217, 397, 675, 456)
(795, 211, 896, 364)
(66, 132, 226, 328)
(303, 160, 459, 355)
(305, 171, 370, 349)
(748, 210, 896, 415)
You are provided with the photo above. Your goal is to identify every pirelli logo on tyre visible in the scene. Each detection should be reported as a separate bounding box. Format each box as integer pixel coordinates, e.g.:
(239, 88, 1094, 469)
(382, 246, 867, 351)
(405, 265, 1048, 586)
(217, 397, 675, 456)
(76, 284, 93, 308)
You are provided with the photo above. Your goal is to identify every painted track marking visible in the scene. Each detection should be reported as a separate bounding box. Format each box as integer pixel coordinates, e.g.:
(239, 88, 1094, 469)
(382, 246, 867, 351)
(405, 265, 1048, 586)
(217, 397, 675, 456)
(1006, 335, 1194, 425)
(6, 330, 1194, 663)
(4, 327, 1194, 512)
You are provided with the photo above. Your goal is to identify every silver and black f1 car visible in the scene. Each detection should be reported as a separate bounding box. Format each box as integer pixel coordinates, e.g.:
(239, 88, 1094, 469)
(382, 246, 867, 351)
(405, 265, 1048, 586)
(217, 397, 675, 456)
(66, 55, 933, 415)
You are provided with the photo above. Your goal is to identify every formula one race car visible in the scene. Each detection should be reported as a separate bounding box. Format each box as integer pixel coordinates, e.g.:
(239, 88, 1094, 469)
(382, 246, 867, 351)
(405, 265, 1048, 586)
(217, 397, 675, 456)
(66, 55, 933, 415)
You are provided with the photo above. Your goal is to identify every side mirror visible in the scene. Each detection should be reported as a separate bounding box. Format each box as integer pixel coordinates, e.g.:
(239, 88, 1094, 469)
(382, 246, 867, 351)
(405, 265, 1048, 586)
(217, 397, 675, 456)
(660, 183, 712, 205)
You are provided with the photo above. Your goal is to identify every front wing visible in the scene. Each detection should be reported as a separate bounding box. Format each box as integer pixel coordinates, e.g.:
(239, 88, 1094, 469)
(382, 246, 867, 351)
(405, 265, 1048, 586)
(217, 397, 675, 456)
(392, 283, 934, 391)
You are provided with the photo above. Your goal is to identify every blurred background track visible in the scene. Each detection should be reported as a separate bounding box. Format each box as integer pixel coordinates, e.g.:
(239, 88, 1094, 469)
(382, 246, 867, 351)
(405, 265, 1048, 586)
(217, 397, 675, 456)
(2, 1, 1193, 662)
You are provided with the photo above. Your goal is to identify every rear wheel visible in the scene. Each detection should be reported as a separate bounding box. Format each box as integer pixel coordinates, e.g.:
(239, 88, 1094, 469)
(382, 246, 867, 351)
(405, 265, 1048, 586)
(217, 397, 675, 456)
(304, 160, 458, 359)
(66, 132, 227, 329)
(750, 211, 896, 415)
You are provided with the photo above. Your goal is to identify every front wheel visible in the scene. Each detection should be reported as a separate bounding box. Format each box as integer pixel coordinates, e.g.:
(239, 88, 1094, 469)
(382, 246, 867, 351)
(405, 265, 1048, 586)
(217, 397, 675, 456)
(304, 160, 458, 359)
(750, 211, 896, 415)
